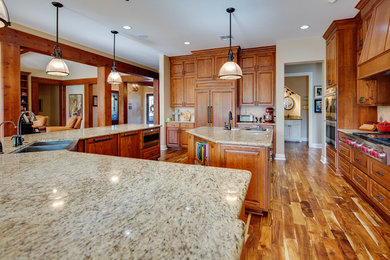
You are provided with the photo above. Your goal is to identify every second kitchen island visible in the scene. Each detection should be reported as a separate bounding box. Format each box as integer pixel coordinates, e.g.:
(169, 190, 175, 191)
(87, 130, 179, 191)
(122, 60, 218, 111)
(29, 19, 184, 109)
(187, 127, 273, 214)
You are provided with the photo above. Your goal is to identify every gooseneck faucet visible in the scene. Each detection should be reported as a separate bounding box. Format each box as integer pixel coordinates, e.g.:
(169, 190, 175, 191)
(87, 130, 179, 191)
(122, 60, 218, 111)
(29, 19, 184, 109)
(224, 111, 233, 130)
(0, 121, 17, 154)
(14, 111, 37, 147)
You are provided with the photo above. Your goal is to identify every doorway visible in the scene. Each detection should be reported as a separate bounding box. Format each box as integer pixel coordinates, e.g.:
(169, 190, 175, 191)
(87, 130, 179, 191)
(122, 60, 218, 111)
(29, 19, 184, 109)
(146, 93, 154, 124)
(38, 84, 60, 126)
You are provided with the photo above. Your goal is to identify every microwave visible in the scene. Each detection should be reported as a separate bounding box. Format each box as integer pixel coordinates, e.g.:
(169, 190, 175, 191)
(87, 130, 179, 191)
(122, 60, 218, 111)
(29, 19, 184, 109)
(238, 115, 255, 122)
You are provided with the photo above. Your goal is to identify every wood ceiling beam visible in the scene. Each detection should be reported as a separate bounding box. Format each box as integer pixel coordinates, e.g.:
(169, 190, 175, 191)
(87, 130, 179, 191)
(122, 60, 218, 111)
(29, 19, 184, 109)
(127, 81, 154, 87)
(0, 28, 159, 79)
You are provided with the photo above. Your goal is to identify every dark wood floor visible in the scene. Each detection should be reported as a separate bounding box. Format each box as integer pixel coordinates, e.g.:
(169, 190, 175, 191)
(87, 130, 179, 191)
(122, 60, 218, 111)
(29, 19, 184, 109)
(159, 143, 390, 259)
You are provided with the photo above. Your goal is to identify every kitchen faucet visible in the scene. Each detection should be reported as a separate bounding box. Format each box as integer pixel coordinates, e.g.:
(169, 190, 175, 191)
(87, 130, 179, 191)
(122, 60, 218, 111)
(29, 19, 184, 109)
(13, 111, 37, 147)
(0, 121, 17, 154)
(224, 111, 233, 130)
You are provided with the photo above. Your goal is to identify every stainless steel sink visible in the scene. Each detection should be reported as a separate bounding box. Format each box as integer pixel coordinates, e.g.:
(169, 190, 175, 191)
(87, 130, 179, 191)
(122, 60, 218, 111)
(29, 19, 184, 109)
(13, 140, 76, 154)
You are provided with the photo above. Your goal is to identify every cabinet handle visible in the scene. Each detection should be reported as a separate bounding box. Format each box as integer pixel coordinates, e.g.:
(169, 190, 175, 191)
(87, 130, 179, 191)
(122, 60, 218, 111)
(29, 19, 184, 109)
(359, 40, 363, 47)
(207, 106, 210, 124)
(376, 195, 384, 201)
(341, 165, 346, 169)
(341, 149, 346, 152)
(93, 136, 112, 143)
(210, 106, 213, 123)
(376, 171, 384, 177)
(355, 158, 361, 162)
(355, 177, 362, 182)
(124, 132, 137, 137)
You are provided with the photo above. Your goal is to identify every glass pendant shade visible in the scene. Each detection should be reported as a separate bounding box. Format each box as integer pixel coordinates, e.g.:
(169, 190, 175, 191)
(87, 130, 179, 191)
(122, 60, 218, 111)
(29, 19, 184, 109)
(219, 61, 242, 80)
(46, 57, 69, 76)
(107, 69, 122, 84)
(0, 0, 10, 28)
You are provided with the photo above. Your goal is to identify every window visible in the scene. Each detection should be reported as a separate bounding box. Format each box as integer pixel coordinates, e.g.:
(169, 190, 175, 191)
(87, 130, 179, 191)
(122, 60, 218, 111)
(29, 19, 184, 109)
(146, 94, 154, 124)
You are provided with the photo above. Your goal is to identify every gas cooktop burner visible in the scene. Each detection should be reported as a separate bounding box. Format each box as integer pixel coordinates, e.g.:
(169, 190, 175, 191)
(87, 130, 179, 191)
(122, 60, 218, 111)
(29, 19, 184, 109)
(353, 132, 390, 147)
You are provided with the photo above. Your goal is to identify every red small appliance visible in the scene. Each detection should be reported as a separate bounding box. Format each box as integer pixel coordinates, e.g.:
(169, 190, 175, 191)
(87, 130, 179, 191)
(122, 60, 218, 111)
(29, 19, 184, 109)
(264, 107, 274, 123)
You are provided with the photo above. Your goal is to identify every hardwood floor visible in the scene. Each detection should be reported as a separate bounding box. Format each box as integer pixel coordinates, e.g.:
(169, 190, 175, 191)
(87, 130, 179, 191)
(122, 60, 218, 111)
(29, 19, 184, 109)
(159, 143, 390, 259)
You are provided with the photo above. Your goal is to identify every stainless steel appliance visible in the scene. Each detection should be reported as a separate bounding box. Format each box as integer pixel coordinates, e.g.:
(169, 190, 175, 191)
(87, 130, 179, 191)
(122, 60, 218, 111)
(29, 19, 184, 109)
(343, 132, 390, 165)
(238, 115, 255, 123)
(142, 128, 160, 149)
(326, 87, 337, 148)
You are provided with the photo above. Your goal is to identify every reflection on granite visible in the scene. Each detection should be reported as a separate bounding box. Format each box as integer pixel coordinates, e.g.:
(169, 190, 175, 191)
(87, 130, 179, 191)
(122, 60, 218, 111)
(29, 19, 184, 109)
(1, 124, 160, 154)
(187, 127, 273, 147)
(0, 150, 250, 259)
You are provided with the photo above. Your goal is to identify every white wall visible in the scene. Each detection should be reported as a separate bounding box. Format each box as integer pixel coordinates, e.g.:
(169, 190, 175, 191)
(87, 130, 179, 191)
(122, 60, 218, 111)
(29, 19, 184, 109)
(66, 85, 85, 128)
(159, 55, 171, 150)
(275, 37, 326, 161)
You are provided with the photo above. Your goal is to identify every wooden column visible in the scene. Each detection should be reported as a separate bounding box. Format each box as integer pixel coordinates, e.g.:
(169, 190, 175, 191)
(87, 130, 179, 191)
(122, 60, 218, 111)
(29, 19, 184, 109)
(0, 42, 20, 137)
(59, 85, 66, 126)
(153, 79, 159, 125)
(84, 83, 93, 128)
(97, 66, 111, 126)
(119, 83, 128, 125)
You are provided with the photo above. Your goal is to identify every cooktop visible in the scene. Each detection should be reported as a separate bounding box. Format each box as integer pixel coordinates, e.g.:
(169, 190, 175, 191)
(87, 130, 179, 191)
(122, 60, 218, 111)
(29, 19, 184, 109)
(353, 132, 390, 147)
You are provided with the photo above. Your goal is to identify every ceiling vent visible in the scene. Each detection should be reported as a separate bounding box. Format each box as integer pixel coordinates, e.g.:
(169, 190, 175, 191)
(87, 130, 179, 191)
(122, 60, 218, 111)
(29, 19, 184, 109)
(220, 35, 233, 41)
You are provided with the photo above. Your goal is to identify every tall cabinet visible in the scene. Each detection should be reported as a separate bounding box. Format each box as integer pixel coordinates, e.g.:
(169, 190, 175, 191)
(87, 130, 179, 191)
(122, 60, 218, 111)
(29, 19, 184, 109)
(170, 55, 196, 107)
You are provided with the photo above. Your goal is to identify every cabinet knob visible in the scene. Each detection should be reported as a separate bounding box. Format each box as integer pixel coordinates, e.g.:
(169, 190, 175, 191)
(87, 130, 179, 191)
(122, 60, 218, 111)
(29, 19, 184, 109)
(359, 97, 365, 103)
(376, 171, 384, 177)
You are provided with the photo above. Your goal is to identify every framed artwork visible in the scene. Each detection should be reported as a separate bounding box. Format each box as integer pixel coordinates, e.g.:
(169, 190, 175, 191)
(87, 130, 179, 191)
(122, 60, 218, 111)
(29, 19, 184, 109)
(314, 99, 322, 113)
(69, 94, 83, 118)
(314, 86, 322, 98)
(93, 96, 98, 107)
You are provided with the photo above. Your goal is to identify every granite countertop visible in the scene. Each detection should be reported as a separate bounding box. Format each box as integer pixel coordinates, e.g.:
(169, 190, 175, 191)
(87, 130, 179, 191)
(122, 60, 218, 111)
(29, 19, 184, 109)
(1, 124, 161, 154)
(338, 129, 376, 135)
(166, 121, 195, 124)
(236, 122, 276, 126)
(0, 150, 250, 259)
(187, 127, 273, 147)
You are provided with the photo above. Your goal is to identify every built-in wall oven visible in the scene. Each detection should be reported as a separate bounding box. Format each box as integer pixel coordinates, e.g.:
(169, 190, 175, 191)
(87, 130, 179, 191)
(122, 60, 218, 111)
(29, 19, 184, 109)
(326, 87, 337, 148)
(142, 128, 160, 149)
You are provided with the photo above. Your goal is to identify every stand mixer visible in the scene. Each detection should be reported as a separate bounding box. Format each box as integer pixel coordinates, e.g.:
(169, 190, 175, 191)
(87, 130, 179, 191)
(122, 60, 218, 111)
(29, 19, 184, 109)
(263, 107, 274, 123)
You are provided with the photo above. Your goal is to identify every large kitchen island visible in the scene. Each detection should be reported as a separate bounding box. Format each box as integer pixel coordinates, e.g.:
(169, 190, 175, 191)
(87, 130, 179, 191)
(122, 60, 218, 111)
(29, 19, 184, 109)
(0, 124, 251, 259)
(187, 127, 273, 214)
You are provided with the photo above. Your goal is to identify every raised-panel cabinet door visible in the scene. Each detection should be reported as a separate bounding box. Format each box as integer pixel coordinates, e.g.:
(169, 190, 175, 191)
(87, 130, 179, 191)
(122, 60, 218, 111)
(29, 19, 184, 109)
(166, 127, 180, 147)
(184, 61, 195, 75)
(118, 131, 140, 158)
(240, 55, 256, 71)
(214, 55, 228, 77)
(171, 61, 184, 76)
(180, 128, 190, 148)
(85, 135, 118, 156)
(256, 54, 274, 71)
(240, 71, 256, 106)
(195, 90, 210, 128)
(171, 77, 184, 107)
(210, 90, 235, 127)
(183, 76, 196, 107)
(357, 79, 377, 105)
(196, 56, 214, 80)
(256, 71, 274, 105)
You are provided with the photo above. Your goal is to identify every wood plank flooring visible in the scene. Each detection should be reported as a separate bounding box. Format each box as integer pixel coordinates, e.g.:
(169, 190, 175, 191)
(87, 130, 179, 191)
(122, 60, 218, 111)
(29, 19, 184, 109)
(159, 143, 390, 259)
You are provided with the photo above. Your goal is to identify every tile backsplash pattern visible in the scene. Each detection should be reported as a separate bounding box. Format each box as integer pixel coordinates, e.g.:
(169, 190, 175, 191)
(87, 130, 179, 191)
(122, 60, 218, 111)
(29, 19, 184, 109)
(168, 107, 195, 122)
(378, 106, 390, 122)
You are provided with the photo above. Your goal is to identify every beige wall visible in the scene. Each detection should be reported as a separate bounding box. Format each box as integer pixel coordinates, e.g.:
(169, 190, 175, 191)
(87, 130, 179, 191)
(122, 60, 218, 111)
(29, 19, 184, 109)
(38, 85, 59, 126)
(159, 55, 171, 150)
(127, 85, 153, 124)
(378, 106, 390, 122)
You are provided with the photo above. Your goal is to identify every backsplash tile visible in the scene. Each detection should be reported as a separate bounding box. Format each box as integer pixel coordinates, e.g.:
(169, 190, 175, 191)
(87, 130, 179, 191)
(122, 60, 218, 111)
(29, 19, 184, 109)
(378, 106, 390, 122)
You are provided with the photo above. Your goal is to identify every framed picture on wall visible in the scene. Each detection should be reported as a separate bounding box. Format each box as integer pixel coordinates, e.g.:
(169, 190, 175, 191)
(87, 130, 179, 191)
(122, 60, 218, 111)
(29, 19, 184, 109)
(314, 85, 322, 98)
(69, 94, 83, 118)
(314, 99, 322, 113)
(93, 96, 98, 107)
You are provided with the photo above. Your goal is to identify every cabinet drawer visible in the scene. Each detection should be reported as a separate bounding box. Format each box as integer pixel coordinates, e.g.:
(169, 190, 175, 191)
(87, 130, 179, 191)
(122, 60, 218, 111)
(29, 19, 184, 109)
(166, 122, 180, 128)
(338, 132, 348, 143)
(370, 160, 390, 191)
(338, 141, 351, 161)
(351, 165, 369, 194)
(338, 155, 351, 179)
(370, 179, 390, 216)
(180, 123, 194, 129)
(352, 150, 370, 173)
(142, 146, 160, 160)
(327, 146, 336, 167)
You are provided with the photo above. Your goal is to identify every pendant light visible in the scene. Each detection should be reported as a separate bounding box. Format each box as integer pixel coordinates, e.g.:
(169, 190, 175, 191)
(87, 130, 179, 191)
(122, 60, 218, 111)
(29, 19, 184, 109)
(0, 0, 10, 28)
(218, 7, 242, 80)
(46, 2, 69, 77)
(107, 30, 122, 84)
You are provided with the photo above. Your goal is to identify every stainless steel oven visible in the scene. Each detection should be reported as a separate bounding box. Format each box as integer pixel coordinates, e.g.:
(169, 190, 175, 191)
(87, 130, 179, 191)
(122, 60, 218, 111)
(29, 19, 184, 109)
(326, 87, 337, 121)
(142, 128, 160, 149)
(326, 120, 337, 149)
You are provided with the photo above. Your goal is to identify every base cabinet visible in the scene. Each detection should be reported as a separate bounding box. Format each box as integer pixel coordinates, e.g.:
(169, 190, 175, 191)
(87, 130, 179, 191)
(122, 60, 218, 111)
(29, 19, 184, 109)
(166, 122, 195, 149)
(118, 131, 140, 158)
(85, 135, 118, 156)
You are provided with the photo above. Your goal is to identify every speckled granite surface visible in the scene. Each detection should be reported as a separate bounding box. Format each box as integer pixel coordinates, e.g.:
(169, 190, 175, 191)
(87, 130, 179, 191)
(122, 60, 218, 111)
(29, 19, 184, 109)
(187, 127, 273, 147)
(1, 124, 160, 154)
(0, 149, 250, 259)
(338, 129, 376, 135)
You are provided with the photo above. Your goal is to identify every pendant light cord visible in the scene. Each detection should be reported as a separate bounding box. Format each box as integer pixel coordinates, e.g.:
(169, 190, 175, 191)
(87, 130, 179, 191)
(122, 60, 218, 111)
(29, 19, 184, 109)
(228, 8, 234, 61)
(56, 6, 59, 47)
(113, 33, 116, 68)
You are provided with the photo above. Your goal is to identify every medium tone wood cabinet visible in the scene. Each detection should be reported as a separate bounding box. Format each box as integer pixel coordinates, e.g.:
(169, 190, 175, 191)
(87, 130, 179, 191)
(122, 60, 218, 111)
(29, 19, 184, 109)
(84, 134, 118, 156)
(118, 131, 140, 158)
(357, 76, 390, 106)
(170, 56, 195, 107)
(166, 122, 195, 149)
(239, 47, 275, 106)
(326, 33, 337, 88)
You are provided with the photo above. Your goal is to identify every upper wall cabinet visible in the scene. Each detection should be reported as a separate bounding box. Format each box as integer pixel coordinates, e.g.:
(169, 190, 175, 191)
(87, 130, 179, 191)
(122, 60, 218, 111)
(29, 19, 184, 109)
(238, 47, 276, 106)
(357, 0, 390, 79)
(192, 47, 239, 81)
(170, 56, 195, 107)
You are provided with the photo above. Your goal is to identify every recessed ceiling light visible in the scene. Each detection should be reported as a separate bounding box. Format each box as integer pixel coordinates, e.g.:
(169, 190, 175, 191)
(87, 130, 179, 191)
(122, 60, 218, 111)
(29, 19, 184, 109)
(300, 25, 310, 30)
(328, 0, 337, 3)
(184, 41, 190, 45)
(123, 25, 132, 30)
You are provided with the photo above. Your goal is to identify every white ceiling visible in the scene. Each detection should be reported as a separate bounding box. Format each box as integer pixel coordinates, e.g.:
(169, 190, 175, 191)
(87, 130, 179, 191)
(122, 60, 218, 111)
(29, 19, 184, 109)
(7, 0, 359, 70)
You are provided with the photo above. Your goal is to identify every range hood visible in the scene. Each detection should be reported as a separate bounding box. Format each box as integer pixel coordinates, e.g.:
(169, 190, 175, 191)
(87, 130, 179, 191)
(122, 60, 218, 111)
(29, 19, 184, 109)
(357, 0, 390, 79)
